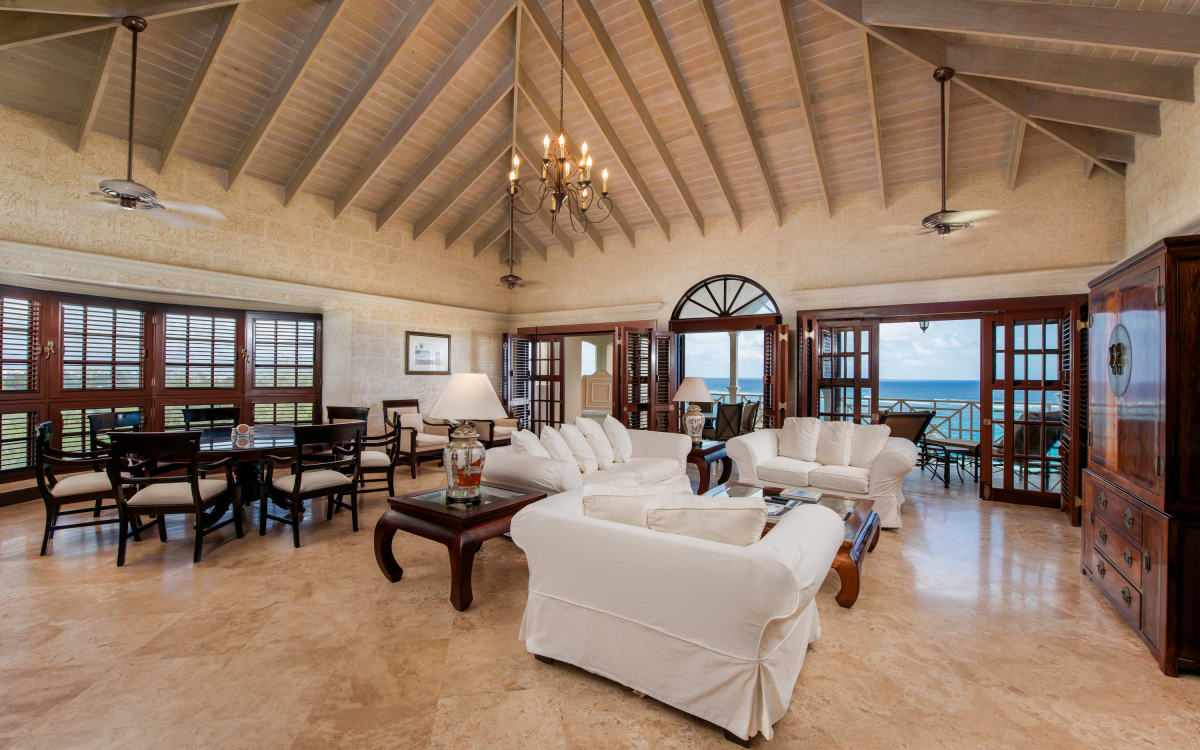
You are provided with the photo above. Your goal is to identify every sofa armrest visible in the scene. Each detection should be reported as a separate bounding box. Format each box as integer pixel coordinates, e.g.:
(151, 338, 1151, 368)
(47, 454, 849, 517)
(627, 429, 689, 464)
(725, 430, 780, 482)
(868, 437, 917, 494)
(751, 504, 845, 600)
(482, 447, 582, 494)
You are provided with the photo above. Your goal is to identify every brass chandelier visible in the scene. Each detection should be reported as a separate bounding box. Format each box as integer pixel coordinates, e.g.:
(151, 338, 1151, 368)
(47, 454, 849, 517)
(508, 0, 613, 235)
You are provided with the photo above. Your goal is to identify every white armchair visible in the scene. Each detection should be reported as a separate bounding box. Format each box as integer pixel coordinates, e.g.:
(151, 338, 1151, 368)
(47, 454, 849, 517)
(510, 489, 845, 743)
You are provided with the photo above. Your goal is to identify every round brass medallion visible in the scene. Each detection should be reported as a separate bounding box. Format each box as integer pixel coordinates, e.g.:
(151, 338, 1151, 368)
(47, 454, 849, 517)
(1107, 323, 1132, 397)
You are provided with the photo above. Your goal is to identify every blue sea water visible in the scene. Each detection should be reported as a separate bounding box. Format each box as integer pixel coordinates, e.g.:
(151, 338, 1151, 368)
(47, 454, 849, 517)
(702, 377, 980, 402)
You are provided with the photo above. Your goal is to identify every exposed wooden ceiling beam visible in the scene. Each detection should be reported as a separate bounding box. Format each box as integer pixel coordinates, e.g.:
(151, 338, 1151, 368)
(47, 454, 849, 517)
(377, 64, 515, 231)
(412, 134, 511, 242)
(1024, 89, 1159, 138)
(946, 43, 1194, 104)
(0, 1, 209, 14)
(226, 0, 346, 191)
(695, 0, 783, 226)
(159, 3, 241, 171)
(333, 2, 514, 220)
(0, 1, 244, 50)
(811, 0, 1127, 177)
(522, 0, 671, 240)
(447, 183, 507, 250)
(571, 0, 705, 236)
(283, 0, 437, 206)
(861, 32, 886, 208)
(862, 0, 1200, 57)
(631, 0, 740, 230)
(518, 71, 621, 250)
(513, 219, 547, 261)
(776, 0, 831, 217)
(1006, 119, 1024, 190)
(474, 213, 509, 257)
(514, 136, 576, 257)
(75, 26, 116, 152)
(1083, 158, 1096, 181)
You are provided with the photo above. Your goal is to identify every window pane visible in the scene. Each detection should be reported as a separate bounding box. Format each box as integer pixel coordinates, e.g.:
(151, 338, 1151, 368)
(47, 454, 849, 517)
(0, 411, 36, 470)
(252, 402, 314, 426)
(60, 303, 144, 391)
(0, 297, 38, 392)
(251, 318, 315, 390)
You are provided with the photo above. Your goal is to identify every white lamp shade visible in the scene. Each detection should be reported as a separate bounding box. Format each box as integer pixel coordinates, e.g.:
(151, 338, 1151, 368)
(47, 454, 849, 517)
(428, 373, 508, 421)
(673, 377, 712, 403)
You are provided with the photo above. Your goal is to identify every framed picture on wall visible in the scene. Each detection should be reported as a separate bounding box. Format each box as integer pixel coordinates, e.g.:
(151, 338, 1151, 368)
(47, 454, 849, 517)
(405, 332, 451, 375)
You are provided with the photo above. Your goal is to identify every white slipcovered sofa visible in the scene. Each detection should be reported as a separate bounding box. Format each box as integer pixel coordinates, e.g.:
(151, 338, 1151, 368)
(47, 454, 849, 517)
(510, 488, 845, 743)
(482, 428, 691, 495)
(727, 417, 917, 528)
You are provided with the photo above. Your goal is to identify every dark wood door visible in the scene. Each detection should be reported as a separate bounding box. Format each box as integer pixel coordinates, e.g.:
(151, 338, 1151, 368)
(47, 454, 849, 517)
(616, 326, 654, 429)
(529, 335, 563, 434)
(762, 323, 789, 427)
(502, 334, 532, 430)
(651, 331, 677, 432)
(811, 318, 877, 423)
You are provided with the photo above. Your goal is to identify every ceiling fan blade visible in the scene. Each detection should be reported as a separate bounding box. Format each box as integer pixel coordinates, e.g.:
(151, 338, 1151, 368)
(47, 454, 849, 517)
(943, 208, 999, 224)
(156, 199, 226, 221)
(146, 210, 201, 229)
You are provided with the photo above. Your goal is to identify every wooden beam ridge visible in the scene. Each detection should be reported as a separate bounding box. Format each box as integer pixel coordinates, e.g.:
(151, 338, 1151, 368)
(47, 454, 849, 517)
(75, 26, 117, 152)
(517, 75, 620, 250)
(283, 0, 437, 205)
(631, 0, 740, 229)
(446, 183, 507, 249)
(1082, 156, 1096, 181)
(159, 3, 241, 171)
(0, 1, 244, 50)
(226, 0, 346, 190)
(474, 212, 509, 256)
(861, 32, 886, 208)
(522, 0, 671, 240)
(695, 0, 783, 225)
(776, 0, 831, 217)
(810, 0, 1127, 177)
(861, 0, 1200, 57)
(1006, 118, 1025, 190)
(1025, 89, 1159, 137)
(946, 43, 1194, 104)
(333, 1, 514, 219)
(572, 0, 705, 235)
(513, 219, 547, 260)
(412, 133, 511, 242)
(376, 62, 515, 230)
(514, 136, 576, 256)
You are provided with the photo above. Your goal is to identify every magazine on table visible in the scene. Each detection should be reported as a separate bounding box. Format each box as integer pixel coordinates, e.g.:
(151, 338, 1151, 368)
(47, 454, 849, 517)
(776, 488, 823, 504)
(764, 498, 800, 525)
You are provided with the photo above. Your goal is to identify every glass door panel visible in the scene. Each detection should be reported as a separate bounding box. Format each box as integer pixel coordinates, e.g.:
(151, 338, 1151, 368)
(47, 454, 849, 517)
(813, 319, 877, 423)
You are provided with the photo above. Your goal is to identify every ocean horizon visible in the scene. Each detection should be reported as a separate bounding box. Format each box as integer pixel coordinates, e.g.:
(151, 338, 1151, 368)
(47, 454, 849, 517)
(701, 377, 981, 402)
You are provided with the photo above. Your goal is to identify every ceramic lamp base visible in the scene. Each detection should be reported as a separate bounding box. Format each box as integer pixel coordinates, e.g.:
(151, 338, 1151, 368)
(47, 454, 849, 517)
(444, 423, 485, 500)
(684, 404, 705, 448)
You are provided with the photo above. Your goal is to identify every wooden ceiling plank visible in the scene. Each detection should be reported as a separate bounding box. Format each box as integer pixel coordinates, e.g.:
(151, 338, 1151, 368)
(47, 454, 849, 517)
(283, 0, 437, 206)
(376, 64, 515, 231)
(413, 135, 511, 242)
(447, 184, 507, 250)
(0, 1, 244, 49)
(514, 136, 576, 257)
(946, 43, 1194, 104)
(225, 0, 347, 191)
(631, 0, 740, 229)
(333, 2, 515, 219)
(777, 0, 831, 217)
(158, 3, 242, 171)
(572, 0, 705, 235)
(522, 0, 670, 240)
(1025, 89, 1159, 137)
(1006, 118, 1025, 191)
(695, 0, 783, 226)
(513, 219, 547, 260)
(861, 32, 886, 208)
(810, 0, 1126, 177)
(862, 0, 1200, 57)
(0, 0, 238, 15)
(474, 213, 509, 257)
(75, 26, 117, 152)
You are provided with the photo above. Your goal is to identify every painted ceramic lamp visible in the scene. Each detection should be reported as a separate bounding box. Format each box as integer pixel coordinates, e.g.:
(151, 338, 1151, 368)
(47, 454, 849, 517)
(427, 373, 509, 500)
(673, 377, 713, 447)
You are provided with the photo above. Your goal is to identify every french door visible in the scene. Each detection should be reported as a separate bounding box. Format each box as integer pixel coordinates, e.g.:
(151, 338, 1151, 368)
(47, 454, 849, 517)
(502, 332, 563, 435)
(811, 318, 878, 423)
(615, 326, 654, 429)
(651, 331, 678, 432)
(762, 324, 789, 427)
(502, 334, 532, 430)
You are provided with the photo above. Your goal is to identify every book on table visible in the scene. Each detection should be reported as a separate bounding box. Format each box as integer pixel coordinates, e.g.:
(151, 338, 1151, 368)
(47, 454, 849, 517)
(764, 499, 800, 526)
(777, 488, 822, 504)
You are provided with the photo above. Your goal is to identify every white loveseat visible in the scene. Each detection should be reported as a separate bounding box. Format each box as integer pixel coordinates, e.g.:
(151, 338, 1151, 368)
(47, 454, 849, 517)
(727, 418, 917, 528)
(510, 488, 845, 743)
(482, 429, 691, 495)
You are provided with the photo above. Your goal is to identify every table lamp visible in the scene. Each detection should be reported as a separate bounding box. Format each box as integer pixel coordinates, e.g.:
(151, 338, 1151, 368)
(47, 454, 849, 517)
(673, 377, 712, 447)
(428, 373, 509, 500)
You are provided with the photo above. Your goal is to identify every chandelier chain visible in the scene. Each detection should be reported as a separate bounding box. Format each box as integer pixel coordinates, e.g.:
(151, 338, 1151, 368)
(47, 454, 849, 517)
(558, 0, 565, 136)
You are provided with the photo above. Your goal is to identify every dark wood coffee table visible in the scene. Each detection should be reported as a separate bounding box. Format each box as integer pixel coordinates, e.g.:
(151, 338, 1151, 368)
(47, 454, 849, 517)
(687, 440, 732, 494)
(705, 481, 881, 608)
(374, 483, 546, 611)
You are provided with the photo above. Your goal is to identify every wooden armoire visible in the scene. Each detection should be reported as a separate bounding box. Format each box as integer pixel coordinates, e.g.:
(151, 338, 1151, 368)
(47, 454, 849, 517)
(1082, 235, 1200, 676)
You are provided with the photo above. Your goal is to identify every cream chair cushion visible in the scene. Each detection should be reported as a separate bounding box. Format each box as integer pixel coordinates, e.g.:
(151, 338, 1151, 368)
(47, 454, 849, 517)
(360, 450, 392, 468)
(815, 420, 854, 466)
(575, 417, 614, 469)
(539, 426, 576, 468)
(559, 423, 599, 474)
(645, 495, 767, 546)
(808, 465, 870, 494)
(272, 469, 352, 494)
(755, 456, 821, 487)
(603, 415, 633, 463)
(127, 479, 230, 507)
(778, 417, 820, 462)
(492, 425, 515, 440)
(511, 429, 551, 458)
(850, 424, 891, 468)
(49, 471, 113, 497)
(582, 485, 685, 526)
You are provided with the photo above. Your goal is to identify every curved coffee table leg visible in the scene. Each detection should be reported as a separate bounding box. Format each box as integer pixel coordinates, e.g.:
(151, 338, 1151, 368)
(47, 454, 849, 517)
(373, 509, 404, 583)
(832, 551, 862, 608)
(688, 457, 709, 494)
(448, 538, 482, 611)
(716, 456, 732, 486)
(867, 515, 882, 553)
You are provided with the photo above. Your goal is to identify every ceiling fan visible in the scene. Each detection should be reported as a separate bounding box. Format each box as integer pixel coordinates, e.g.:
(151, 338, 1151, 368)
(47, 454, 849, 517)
(497, 197, 543, 290)
(916, 66, 998, 237)
(87, 16, 224, 228)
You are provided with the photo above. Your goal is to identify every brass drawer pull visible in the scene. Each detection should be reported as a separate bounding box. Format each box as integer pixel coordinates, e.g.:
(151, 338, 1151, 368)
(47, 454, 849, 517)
(1099, 527, 1108, 544)
(1098, 492, 1108, 509)
(1123, 508, 1134, 528)
(1097, 560, 1107, 577)
(1123, 549, 1133, 567)
(1121, 588, 1132, 607)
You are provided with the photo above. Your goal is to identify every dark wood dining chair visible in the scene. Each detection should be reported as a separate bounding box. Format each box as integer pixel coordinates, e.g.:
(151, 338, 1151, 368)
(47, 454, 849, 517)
(358, 417, 403, 496)
(260, 422, 362, 548)
(87, 411, 142, 452)
(182, 406, 241, 429)
(107, 431, 241, 566)
(326, 405, 370, 423)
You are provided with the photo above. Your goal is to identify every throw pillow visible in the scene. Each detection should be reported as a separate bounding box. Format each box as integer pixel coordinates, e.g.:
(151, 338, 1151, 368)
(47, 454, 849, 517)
(510, 429, 550, 458)
(849, 424, 891, 468)
(575, 417, 615, 468)
(603, 415, 633, 463)
(558, 423, 599, 474)
(645, 495, 767, 546)
(778, 417, 820, 461)
(539, 426, 577, 469)
(815, 420, 854, 466)
(582, 486, 688, 526)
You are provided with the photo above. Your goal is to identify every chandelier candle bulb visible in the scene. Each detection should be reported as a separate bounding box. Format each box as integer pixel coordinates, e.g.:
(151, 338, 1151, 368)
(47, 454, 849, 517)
(543, 134, 550, 157)
(602, 168, 608, 194)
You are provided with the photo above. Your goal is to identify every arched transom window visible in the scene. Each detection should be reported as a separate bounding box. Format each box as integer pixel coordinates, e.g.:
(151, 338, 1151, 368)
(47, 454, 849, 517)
(671, 275, 779, 321)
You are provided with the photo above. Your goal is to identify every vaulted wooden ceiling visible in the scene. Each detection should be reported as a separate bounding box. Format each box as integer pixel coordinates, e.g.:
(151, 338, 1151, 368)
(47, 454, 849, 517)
(1, 0, 1197, 264)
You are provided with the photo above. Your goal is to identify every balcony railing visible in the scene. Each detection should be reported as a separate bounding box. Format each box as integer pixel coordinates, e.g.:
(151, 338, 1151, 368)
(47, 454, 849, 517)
(874, 398, 981, 441)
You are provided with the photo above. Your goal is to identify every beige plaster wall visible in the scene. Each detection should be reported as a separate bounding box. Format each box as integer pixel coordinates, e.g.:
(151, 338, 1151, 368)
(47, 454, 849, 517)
(1125, 73, 1200, 256)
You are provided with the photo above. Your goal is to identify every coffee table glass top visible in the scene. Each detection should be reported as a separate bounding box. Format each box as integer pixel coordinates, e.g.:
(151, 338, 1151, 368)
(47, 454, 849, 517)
(394, 483, 541, 519)
(713, 482, 858, 522)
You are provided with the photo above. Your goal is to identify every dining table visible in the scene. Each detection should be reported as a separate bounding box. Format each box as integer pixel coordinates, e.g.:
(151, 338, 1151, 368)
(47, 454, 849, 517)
(197, 425, 301, 525)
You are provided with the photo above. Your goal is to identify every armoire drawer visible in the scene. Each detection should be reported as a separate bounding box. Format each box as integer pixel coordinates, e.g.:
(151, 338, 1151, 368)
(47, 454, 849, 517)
(1092, 551, 1142, 630)
(1094, 517, 1144, 590)
(1086, 472, 1143, 542)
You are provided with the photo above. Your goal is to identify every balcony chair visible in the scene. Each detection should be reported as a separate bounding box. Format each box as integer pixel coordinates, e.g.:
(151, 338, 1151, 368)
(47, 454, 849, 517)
(740, 401, 760, 434)
(182, 406, 241, 429)
(260, 422, 362, 548)
(383, 399, 448, 479)
(713, 402, 745, 440)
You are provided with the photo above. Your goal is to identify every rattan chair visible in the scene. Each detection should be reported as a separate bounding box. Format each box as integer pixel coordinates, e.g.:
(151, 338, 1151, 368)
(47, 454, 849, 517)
(260, 422, 362, 548)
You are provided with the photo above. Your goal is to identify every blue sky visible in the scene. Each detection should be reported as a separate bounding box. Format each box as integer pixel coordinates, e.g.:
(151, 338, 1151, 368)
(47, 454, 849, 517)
(682, 331, 764, 379)
(879, 320, 980, 380)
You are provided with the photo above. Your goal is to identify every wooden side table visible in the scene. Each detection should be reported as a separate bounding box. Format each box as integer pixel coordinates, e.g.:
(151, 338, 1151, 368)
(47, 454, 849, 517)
(687, 440, 732, 494)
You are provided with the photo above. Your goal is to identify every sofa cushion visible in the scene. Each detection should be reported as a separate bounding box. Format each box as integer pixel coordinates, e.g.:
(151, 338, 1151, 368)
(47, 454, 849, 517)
(582, 485, 682, 526)
(575, 417, 614, 469)
(756, 456, 821, 487)
(646, 495, 766, 546)
(807, 465, 870, 494)
(559, 424, 599, 474)
(850, 424, 891, 468)
(815, 420, 854, 466)
(603, 415, 633, 463)
(539, 426, 577, 468)
(511, 429, 550, 459)
(778, 417, 820, 462)
(633, 457, 682, 485)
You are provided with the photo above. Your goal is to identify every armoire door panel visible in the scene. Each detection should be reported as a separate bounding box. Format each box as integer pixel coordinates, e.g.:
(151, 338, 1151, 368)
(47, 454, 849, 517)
(1117, 263, 1165, 500)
